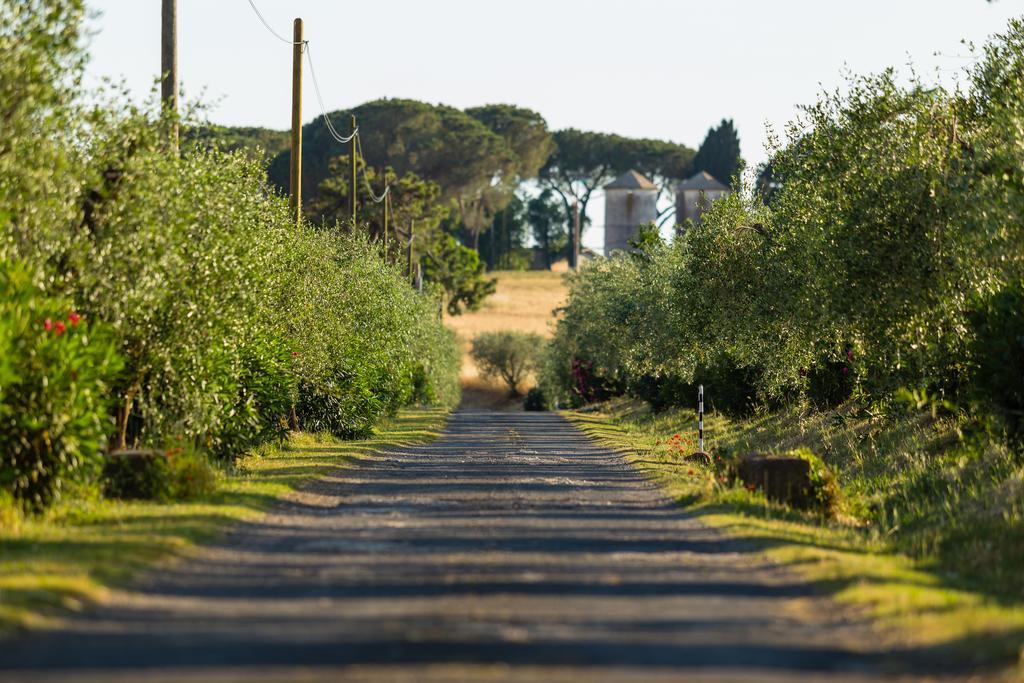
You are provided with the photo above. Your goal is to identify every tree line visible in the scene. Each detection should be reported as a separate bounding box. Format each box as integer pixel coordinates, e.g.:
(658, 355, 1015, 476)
(199, 103, 744, 278)
(0, 0, 459, 509)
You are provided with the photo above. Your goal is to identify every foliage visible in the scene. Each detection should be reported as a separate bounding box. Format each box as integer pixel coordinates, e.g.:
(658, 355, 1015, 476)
(527, 189, 567, 269)
(423, 235, 497, 315)
(471, 331, 543, 397)
(523, 387, 549, 412)
(546, 18, 1024, 418)
(269, 99, 520, 241)
(307, 154, 452, 245)
(184, 124, 290, 167)
(100, 451, 171, 501)
(0, 4, 461, 506)
(539, 129, 694, 249)
(0, 261, 122, 509)
(690, 118, 743, 188)
(969, 279, 1024, 435)
(478, 194, 530, 271)
(779, 447, 842, 516)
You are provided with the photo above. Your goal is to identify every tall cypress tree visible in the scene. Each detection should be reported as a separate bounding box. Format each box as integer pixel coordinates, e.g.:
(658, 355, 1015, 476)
(691, 119, 743, 187)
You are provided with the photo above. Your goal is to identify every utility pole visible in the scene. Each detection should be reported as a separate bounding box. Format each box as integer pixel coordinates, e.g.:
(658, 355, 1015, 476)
(571, 200, 581, 270)
(161, 0, 178, 151)
(407, 220, 415, 277)
(289, 18, 303, 225)
(382, 188, 389, 247)
(350, 115, 358, 225)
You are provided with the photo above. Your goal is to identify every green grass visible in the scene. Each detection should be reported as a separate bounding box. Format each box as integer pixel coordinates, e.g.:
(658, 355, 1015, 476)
(0, 408, 449, 632)
(568, 399, 1024, 671)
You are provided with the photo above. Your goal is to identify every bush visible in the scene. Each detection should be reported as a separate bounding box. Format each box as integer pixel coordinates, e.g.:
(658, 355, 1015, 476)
(524, 387, 548, 411)
(786, 448, 842, 517)
(969, 281, 1024, 436)
(0, 261, 122, 509)
(101, 451, 170, 501)
(101, 445, 216, 502)
(471, 331, 543, 397)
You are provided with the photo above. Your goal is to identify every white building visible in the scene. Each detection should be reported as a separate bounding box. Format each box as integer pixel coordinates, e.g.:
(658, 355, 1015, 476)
(675, 171, 729, 231)
(603, 170, 658, 256)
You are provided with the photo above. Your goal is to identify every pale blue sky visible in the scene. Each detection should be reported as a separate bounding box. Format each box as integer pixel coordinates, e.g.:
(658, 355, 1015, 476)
(83, 0, 1023, 248)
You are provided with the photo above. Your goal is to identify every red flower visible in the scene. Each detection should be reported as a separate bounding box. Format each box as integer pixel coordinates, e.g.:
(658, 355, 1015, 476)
(43, 318, 53, 331)
(847, 349, 854, 361)
(291, 351, 301, 357)
(687, 469, 695, 475)
(841, 367, 849, 376)
(68, 311, 82, 326)
(54, 321, 66, 336)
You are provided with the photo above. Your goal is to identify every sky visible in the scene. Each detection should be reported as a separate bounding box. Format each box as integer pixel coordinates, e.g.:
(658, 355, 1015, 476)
(83, 0, 1023, 250)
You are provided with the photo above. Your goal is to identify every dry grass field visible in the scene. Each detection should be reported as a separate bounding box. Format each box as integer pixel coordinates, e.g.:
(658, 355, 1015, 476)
(445, 268, 569, 409)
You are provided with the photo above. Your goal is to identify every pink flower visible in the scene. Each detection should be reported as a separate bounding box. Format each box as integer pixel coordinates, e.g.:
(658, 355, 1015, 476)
(43, 318, 53, 332)
(841, 367, 849, 376)
(846, 349, 854, 361)
(68, 311, 82, 326)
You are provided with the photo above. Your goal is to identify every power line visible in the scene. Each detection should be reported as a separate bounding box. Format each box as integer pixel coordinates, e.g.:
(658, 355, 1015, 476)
(304, 42, 358, 144)
(245, 0, 302, 45)
(357, 132, 390, 203)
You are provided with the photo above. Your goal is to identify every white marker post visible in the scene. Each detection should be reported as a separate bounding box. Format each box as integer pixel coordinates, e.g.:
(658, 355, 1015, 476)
(698, 385, 704, 453)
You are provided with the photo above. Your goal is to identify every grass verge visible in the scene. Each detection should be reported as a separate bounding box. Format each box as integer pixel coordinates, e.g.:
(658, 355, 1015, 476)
(0, 408, 449, 632)
(567, 399, 1024, 674)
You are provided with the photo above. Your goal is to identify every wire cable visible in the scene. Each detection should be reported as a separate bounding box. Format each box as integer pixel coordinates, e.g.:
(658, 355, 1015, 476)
(245, 0, 302, 45)
(357, 132, 390, 203)
(304, 42, 358, 144)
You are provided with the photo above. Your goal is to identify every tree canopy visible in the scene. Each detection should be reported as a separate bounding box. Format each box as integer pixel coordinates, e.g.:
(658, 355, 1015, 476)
(538, 129, 694, 255)
(691, 118, 743, 187)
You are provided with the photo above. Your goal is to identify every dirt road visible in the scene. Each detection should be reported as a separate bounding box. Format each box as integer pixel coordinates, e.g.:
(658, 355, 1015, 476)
(0, 411, 965, 681)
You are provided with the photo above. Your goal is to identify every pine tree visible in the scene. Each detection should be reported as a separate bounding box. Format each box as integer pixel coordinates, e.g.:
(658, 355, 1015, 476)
(691, 119, 743, 187)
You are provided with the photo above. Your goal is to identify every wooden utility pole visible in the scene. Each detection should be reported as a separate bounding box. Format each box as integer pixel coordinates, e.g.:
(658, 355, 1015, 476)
(289, 18, 303, 225)
(350, 115, 358, 225)
(407, 220, 415, 277)
(571, 200, 581, 269)
(382, 190, 389, 247)
(161, 0, 178, 150)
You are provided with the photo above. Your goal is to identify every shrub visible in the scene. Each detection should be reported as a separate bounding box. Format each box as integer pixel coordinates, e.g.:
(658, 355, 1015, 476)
(524, 387, 548, 411)
(101, 445, 216, 502)
(969, 280, 1024, 436)
(101, 451, 170, 501)
(785, 448, 842, 517)
(166, 446, 217, 501)
(471, 331, 543, 397)
(0, 261, 122, 509)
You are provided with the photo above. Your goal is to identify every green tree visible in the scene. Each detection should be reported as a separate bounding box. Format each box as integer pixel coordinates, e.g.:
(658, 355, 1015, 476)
(269, 99, 516, 249)
(539, 129, 693, 259)
(308, 154, 452, 247)
(479, 195, 530, 271)
(691, 119, 743, 188)
(471, 331, 543, 397)
(527, 189, 567, 270)
(184, 125, 290, 167)
(422, 234, 497, 315)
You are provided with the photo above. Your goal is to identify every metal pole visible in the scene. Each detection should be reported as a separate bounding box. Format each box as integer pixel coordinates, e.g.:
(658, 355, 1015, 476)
(350, 115, 358, 225)
(161, 0, 178, 151)
(698, 385, 704, 452)
(289, 18, 303, 225)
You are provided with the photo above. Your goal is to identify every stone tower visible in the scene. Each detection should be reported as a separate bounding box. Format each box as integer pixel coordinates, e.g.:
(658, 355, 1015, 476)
(675, 171, 729, 232)
(603, 170, 658, 256)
